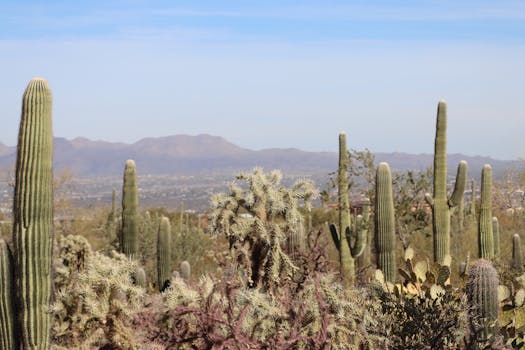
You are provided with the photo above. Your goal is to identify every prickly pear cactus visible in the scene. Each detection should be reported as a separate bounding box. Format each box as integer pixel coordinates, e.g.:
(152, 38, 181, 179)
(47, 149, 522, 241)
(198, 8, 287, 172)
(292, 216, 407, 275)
(13, 77, 54, 349)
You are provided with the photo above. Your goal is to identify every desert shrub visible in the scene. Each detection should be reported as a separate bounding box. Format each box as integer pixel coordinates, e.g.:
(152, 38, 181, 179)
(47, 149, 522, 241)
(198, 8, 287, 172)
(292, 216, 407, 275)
(51, 234, 145, 349)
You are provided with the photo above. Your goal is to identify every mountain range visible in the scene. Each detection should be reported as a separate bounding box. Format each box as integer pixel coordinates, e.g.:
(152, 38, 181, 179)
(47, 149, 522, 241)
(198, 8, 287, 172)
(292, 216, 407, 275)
(0, 134, 520, 178)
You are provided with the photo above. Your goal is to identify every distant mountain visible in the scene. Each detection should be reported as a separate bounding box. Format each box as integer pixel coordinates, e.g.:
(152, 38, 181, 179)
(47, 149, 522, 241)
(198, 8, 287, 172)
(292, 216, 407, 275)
(0, 134, 520, 178)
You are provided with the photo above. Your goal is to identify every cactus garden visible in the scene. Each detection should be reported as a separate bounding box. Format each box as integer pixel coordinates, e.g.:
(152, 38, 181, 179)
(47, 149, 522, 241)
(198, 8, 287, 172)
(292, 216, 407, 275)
(0, 77, 523, 350)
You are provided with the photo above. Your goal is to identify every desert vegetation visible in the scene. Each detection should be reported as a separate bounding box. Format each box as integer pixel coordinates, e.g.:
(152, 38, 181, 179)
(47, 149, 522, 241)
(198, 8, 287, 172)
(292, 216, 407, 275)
(0, 77, 524, 349)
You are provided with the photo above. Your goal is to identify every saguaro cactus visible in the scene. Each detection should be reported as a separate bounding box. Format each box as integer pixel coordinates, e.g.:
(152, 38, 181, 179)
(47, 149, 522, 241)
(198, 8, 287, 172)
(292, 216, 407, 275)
(180, 261, 191, 281)
(157, 216, 172, 291)
(492, 217, 500, 258)
(357, 199, 371, 269)
(425, 100, 467, 263)
(13, 77, 54, 349)
(512, 234, 523, 272)
(0, 240, 16, 349)
(478, 165, 494, 260)
(466, 259, 499, 341)
(135, 267, 147, 288)
(121, 159, 139, 258)
(375, 162, 396, 283)
(329, 132, 365, 287)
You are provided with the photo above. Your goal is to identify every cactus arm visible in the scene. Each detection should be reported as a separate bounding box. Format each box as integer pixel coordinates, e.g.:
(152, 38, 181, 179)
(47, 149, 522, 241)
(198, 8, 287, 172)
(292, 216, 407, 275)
(448, 161, 468, 207)
(329, 224, 340, 252)
(424, 193, 434, 207)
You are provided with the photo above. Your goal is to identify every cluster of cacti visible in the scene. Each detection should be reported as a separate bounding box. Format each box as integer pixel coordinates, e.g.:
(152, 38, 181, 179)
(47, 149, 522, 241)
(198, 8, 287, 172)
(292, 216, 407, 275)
(329, 132, 365, 287)
(121, 159, 139, 258)
(466, 259, 499, 342)
(478, 165, 494, 259)
(426, 100, 467, 263)
(157, 216, 172, 291)
(374, 162, 396, 283)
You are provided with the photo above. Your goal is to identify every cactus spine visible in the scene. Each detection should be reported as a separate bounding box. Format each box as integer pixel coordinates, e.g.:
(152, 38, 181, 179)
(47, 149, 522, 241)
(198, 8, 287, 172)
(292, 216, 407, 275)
(478, 165, 494, 259)
(512, 234, 523, 272)
(375, 163, 396, 283)
(180, 261, 191, 281)
(121, 159, 139, 258)
(157, 216, 172, 291)
(492, 217, 500, 258)
(329, 132, 365, 287)
(0, 240, 16, 349)
(13, 77, 54, 349)
(466, 259, 499, 341)
(427, 100, 467, 263)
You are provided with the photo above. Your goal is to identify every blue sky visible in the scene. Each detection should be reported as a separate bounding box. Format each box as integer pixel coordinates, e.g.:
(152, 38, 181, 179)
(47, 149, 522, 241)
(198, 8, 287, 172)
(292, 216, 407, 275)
(1, 1, 524, 159)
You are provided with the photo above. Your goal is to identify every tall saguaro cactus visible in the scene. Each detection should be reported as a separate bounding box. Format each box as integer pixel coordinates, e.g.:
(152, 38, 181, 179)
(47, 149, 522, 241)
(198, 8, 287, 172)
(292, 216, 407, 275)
(329, 132, 365, 287)
(478, 165, 494, 260)
(492, 217, 500, 258)
(0, 240, 16, 349)
(375, 163, 396, 283)
(425, 100, 467, 263)
(121, 159, 139, 258)
(466, 259, 499, 342)
(13, 77, 54, 349)
(157, 216, 172, 291)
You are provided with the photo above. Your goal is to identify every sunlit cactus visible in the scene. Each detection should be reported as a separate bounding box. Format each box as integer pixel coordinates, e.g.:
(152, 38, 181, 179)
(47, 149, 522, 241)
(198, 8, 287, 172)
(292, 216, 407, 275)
(466, 259, 499, 341)
(157, 216, 172, 291)
(329, 132, 365, 287)
(121, 159, 139, 258)
(478, 165, 494, 259)
(13, 77, 54, 349)
(426, 100, 467, 263)
(0, 239, 16, 349)
(375, 163, 396, 283)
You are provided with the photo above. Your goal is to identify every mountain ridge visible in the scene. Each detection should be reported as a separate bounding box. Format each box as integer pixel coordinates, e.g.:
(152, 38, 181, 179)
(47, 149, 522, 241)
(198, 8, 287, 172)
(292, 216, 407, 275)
(0, 134, 520, 178)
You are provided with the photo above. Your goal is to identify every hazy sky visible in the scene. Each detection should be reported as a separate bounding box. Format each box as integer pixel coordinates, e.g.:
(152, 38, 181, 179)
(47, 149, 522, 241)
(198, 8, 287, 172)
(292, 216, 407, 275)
(1, 1, 524, 160)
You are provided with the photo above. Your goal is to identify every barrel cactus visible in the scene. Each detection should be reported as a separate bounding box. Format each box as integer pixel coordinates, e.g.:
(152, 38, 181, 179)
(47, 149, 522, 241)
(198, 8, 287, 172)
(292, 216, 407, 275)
(0, 239, 16, 349)
(329, 132, 366, 287)
(426, 100, 467, 263)
(466, 259, 499, 341)
(121, 159, 139, 258)
(375, 162, 396, 283)
(478, 165, 494, 260)
(157, 216, 172, 291)
(12, 77, 54, 349)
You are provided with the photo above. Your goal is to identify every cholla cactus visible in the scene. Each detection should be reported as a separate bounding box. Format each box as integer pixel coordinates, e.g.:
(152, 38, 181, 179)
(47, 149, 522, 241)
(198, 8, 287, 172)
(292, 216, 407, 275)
(209, 168, 317, 290)
(51, 235, 144, 349)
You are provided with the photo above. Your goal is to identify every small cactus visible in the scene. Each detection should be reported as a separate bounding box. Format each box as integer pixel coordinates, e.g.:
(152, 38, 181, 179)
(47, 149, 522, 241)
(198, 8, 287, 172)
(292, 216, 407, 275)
(13, 77, 54, 349)
(121, 159, 139, 258)
(512, 234, 523, 272)
(0, 239, 16, 349)
(492, 217, 500, 258)
(135, 267, 147, 288)
(466, 259, 499, 341)
(478, 165, 494, 259)
(180, 261, 191, 281)
(157, 216, 172, 291)
(374, 162, 396, 283)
